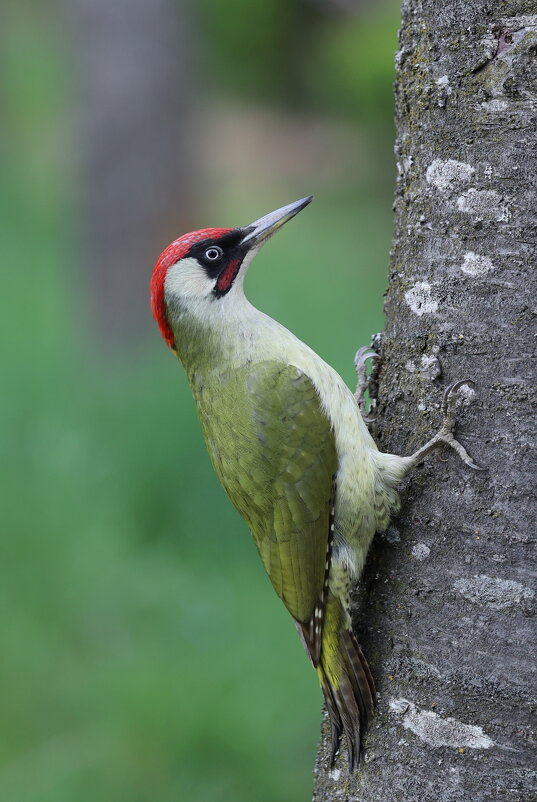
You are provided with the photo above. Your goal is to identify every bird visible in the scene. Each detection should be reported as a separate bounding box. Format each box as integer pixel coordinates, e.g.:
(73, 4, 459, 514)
(150, 196, 481, 769)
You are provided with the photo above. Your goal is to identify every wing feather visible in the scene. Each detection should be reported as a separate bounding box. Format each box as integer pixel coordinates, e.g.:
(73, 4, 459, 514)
(195, 361, 338, 654)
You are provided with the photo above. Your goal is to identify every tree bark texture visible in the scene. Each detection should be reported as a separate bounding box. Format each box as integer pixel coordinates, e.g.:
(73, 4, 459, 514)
(314, 1, 536, 800)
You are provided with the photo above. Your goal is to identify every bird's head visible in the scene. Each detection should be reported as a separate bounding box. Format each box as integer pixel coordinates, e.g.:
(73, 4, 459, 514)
(151, 196, 312, 350)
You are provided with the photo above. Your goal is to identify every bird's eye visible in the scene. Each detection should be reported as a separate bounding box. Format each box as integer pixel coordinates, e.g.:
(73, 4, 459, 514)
(205, 246, 223, 261)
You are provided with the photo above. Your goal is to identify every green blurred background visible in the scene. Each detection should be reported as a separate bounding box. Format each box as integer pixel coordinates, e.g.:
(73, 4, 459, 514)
(1, 0, 399, 799)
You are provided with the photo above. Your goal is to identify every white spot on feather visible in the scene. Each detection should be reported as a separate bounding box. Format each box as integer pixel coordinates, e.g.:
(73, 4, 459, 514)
(460, 252, 494, 276)
(404, 282, 439, 316)
(426, 159, 474, 191)
(334, 543, 357, 578)
(389, 698, 494, 749)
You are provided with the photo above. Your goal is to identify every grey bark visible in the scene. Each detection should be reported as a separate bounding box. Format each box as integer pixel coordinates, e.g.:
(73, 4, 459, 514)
(313, 1, 536, 800)
(70, 0, 196, 347)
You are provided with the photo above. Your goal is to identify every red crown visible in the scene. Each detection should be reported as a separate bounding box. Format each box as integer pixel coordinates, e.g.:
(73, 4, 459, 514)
(150, 227, 232, 349)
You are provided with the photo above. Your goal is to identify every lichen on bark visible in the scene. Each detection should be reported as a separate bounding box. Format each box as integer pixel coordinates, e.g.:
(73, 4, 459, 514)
(313, 2, 536, 800)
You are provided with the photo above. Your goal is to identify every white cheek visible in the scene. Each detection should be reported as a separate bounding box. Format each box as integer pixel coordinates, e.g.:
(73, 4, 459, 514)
(164, 257, 216, 300)
(235, 247, 258, 286)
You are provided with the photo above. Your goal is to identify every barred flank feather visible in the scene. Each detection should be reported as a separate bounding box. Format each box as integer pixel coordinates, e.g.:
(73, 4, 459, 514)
(316, 592, 375, 770)
(294, 483, 337, 668)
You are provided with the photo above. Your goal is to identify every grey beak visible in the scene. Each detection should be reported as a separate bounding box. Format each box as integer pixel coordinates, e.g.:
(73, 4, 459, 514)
(240, 196, 313, 248)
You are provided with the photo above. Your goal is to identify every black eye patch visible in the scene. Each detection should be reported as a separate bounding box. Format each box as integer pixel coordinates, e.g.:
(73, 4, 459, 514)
(187, 230, 246, 280)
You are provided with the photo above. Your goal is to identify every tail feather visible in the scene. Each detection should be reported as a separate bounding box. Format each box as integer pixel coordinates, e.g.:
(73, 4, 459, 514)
(317, 592, 375, 770)
(319, 670, 343, 762)
(342, 629, 376, 718)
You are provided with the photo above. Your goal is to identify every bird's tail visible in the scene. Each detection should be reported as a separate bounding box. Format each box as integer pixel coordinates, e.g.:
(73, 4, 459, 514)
(316, 590, 375, 770)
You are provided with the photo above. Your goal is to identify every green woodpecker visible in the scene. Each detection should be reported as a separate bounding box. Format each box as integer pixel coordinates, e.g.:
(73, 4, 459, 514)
(150, 197, 480, 769)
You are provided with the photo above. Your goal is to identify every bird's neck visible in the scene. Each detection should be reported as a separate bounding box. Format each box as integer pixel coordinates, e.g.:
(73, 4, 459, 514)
(170, 292, 268, 382)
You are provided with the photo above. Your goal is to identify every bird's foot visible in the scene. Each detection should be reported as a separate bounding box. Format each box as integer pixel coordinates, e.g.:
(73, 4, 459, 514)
(354, 345, 379, 422)
(403, 380, 485, 473)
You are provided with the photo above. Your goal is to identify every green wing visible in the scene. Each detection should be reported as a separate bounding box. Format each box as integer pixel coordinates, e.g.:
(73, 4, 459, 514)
(194, 361, 337, 638)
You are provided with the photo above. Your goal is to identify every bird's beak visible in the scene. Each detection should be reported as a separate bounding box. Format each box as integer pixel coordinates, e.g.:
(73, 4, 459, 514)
(240, 196, 313, 249)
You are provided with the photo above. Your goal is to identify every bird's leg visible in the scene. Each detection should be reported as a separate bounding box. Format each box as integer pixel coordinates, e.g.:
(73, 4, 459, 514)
(401, 380, 485, 474)
(354, 346, 379, 421)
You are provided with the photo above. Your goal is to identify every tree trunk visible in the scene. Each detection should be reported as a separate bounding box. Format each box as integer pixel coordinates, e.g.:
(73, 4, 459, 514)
(70, 0, 196, 348)
(313, 2, 536, 800)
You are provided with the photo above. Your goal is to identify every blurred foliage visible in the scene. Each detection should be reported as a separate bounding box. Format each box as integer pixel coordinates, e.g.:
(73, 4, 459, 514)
(313, 4, 399, 125)
(1, 0, 397, 799)
(198, 0, 399, 126)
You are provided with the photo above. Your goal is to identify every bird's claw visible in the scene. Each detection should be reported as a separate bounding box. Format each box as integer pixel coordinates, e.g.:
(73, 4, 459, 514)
(435, 430, 485, 471)
(404, 379, 486, 473)
(354, 346, 380, 420)
(437, 380, 485, 471)
(441, 379, 475, 422)
(354, 346, 379, 373)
